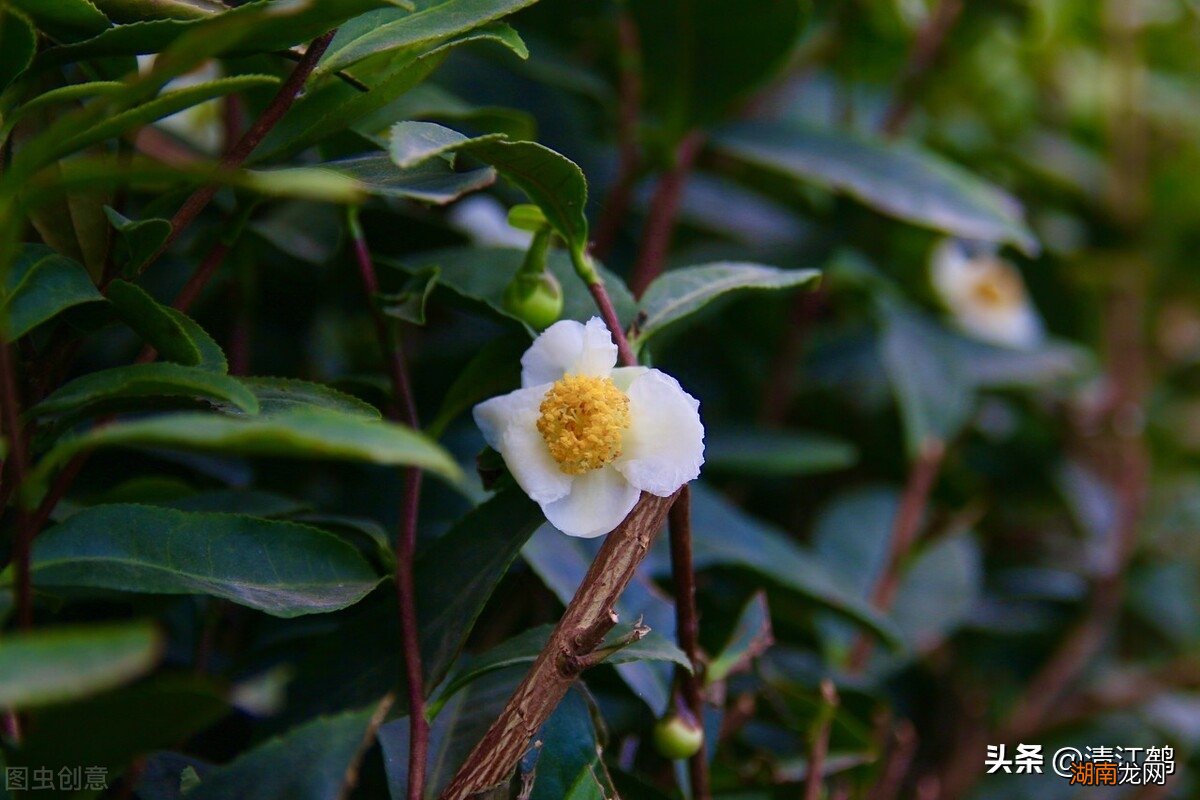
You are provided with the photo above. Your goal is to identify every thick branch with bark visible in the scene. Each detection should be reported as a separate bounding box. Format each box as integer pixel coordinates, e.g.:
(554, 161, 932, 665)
(439, 491, 679, 800)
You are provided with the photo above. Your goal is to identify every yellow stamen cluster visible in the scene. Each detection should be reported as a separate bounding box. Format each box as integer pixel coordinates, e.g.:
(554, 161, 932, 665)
(537, 374, 631, 475)
(971, 259, 1025, 309)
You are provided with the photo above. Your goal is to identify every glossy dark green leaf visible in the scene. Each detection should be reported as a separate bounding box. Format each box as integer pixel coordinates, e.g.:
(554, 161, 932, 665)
(0, 7, 36, 93)
(630, 0, 803, 136)
(36, 0, 405, 66)
(13, 504, 382, 616)
(889, 535, 981, 655)
(9, 0, 109, 43)
(40, 74, 278, 168)
(389, 122, 589, 252)
(426, 334, 524, 437)
(378, 266, 439, 325)
(711, 121, 1039, 254)
(315, 0, 537, 77)
(416, 486, 544, 690)
(705, 428, 857, 477)
(877, 300, 973, 456)
(0, 622, 162, 708)
(706, 591, 772, 684)
(381, 666, 524, 798)
(104, 207, 172, 278)
(29, 363, 260, 420)
(91, 0, 227, 23)
(3, 244, 104, 339)
(388, 247, 634, 335)
(12, 676, 228, 779)
(632, 262, 820, 346)
(685, 484, 900, 647)
(528, 687, 604, 800)
(187, 699, 391, 800)
(28, 409, 459, 502)
(321, 153, 494, 205)
(107, 279, 228, 371)
(239, 377, 381, 419)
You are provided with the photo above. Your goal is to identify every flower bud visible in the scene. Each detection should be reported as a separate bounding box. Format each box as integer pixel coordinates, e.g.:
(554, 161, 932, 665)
(503, 270, 563, 330)
(652, 712, 704, 760)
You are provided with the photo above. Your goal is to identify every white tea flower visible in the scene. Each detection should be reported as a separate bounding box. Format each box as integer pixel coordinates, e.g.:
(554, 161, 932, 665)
(474, 318, 704, 538)
(930, 239, 1044, 349)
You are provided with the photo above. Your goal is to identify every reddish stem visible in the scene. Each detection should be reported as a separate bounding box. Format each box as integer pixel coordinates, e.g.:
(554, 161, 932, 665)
(668, 485, 711, 799)
(0, 342, 31, 628)
(848, 439, 945, 672)
(591, 11, 643, 261)
(587, 282, 636, 367)
(349, 218, 428, 800)
(803, 680, 839, 800)
(629, 131, 705, 298)
(879, 0, 964, 137)
(141, 30, 337, 275)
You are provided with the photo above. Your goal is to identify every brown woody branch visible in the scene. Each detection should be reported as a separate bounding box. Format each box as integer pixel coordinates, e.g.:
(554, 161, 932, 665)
(669, 484, 711, 798)
(439, 490, 679, 800)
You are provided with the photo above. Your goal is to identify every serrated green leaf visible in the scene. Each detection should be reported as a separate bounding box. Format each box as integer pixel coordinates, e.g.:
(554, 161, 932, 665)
(10, 504, 382, 616)
(9, 0, 109, 43)
(426, 333, 524, 437)
(387, 247, 634, 335)
(378, 266, 439, 324)
(91, 0, 227, 23)
(0, 622, 162, 708)
(107, 279, 228, 371)
(29, 363, 259, 421)
(239, 377, 381, 419)
(321, 153, 494, 205)
(186, 700, 390, 800)
(104, 207, 172, 278)
(416, 486, 544, 690)
(0, 7, 36, 94)
(27, 409, 460, 504)
(706, 591, 772, 684)
(631, 262, 820, 347)
(711, 121, 1039, 254)
(3, 244, 104, 339)
(315, 0, 537, 78)
(39, 74, 278, 169)
(686, 484, 901, 648)
(389, 123, 589, 252)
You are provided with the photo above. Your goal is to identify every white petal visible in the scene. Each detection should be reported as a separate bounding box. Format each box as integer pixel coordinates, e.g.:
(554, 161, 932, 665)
(610, 366, 648, 391)
(542, 467, 640, 538)
(574, 317, 619, 377)
(473, 385, 572, 504)
(520, 317, 616, 388)
(614, 370, 704, 496)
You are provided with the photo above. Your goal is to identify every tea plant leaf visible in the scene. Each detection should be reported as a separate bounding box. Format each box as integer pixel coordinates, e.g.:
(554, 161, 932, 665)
(0, 622, 162, 708)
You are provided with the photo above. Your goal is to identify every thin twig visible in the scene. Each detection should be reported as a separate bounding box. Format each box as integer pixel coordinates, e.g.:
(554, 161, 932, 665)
(0, 342, 31, 628)
(629, 131, 706, 298)
(439, 491, 680, 800)
(878, 0, 964, 137)
(803, 680, 839, 800)
(591, 11, 643, 261)
(348, 210, 428, 800)
(141, 30, 338, 274)
(847, 439, 945, 671)
(587, 282, 636, 367)
(868, 721, 918, 800)
(668, 484, 710, 799)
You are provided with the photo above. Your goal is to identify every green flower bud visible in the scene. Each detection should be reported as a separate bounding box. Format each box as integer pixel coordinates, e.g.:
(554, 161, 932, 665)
(652, 712, 704, 760)
(503, 270, 563, 329)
